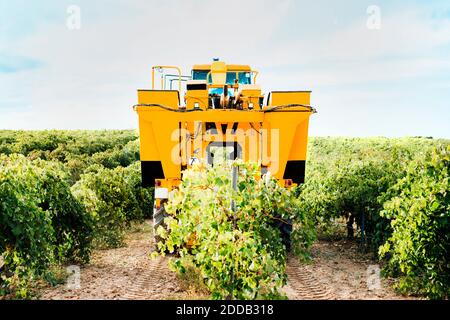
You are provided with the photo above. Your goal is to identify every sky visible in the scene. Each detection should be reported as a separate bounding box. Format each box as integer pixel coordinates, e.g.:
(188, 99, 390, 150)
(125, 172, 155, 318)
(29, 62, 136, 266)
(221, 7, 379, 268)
(0, 0, 449, 137)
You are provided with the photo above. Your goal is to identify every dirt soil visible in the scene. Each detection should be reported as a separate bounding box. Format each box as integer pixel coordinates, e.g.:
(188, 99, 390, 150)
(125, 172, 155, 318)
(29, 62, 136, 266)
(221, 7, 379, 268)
(39, 221, 192, 300)
(39, 222, 414, 300)
(283, 241, 415, 300)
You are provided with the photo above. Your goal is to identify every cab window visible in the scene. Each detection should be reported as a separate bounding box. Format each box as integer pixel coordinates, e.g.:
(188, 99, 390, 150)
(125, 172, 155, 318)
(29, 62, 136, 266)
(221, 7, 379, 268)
(192, 70, 252, 85)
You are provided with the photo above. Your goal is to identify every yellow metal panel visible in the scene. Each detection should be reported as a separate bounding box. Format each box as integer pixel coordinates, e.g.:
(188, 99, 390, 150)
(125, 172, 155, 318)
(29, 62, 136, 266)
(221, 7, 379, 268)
(138, 117, 159, 160)
(210, 61, 227, 85)
(137, 109, 311, 177)
(288, 117, 310, 160)
(151, 117, 181, 179)
(262, 112, 311, 179)
(269, 91, 311, 106)
(192, 64, 251, 71)
(241, 89, 261, 97)
(185, 90, 208, 110)
(266, 91, 312, 162)
(136, 87, 313, 185)
(138, 90, 179, 107)
(240, 87, 263, 110)
(192, 64, 211, 70)
(227, 65, 252, 71)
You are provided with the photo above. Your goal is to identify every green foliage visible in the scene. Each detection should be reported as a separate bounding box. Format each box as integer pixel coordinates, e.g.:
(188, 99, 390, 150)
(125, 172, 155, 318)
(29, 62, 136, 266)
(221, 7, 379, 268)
(0, 130, 137, 158)
(125, 162, 154, 219)
(299, 137, 446, 250)
(0, 130, 140, 186)
(0, 130, 149, 298)
(2, 130, 449, 301)
(300, 137, 450, 299)
(0, 154, 93, 298)
(298, 159, 398, 250)
(71, 162, 152, 248)
(155, 161, 314, 300)
(91, 140, 140, 169)
(61, 139, 140, 185)
(379, 147, 450, 299)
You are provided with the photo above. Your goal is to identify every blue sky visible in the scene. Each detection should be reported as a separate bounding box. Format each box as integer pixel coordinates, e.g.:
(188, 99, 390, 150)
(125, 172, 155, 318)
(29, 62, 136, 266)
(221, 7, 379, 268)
(0, 0, 449, 137)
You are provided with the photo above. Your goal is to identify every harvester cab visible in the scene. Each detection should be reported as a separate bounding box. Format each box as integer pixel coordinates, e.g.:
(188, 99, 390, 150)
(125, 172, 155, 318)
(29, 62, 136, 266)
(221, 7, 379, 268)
(134, 59, 316, 239)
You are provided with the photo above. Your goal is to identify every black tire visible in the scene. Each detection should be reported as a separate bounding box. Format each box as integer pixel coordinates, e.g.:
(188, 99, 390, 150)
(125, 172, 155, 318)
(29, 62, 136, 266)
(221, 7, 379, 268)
(273, 216, 293, 252)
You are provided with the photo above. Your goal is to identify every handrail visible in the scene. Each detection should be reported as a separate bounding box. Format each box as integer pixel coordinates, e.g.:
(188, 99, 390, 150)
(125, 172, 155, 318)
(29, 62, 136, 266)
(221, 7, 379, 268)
(151, 65, 182, 92)
(165, 74, 191, 90)
(169, 78, 189, 90)
(164, 74, 191, 82)
(252, 70, 259, 83)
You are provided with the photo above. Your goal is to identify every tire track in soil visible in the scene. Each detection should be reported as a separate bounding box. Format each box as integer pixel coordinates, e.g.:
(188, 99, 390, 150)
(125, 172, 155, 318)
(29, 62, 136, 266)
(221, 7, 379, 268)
(39, 223, 408, 300)
(121, 256, 177, 300)
(38, 221, 183, 300)
(115, 228, 181, 300)
(115, 213, 183, 300)
(284, 254, 335, 300)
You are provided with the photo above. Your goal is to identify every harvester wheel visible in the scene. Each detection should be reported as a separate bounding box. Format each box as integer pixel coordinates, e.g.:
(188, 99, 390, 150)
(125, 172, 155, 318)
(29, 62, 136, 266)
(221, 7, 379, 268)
(280, 219, 293, 252)
(273, 216, 292, 252)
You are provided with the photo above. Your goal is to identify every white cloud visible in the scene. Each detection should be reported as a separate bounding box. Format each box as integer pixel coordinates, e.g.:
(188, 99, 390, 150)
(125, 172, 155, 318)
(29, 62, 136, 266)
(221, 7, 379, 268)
(256, 8, 450, 87)
(1, 0, 291, 129)
(0, 0, 449, 138)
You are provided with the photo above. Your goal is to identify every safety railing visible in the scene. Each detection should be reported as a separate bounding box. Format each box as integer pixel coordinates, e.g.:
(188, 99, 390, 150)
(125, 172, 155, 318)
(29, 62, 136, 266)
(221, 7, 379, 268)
(152, 65, 182, 91)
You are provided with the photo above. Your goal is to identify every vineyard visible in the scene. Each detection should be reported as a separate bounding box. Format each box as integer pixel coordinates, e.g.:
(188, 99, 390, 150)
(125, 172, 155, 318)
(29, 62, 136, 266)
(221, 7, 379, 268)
(0, 130, 449, 299)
